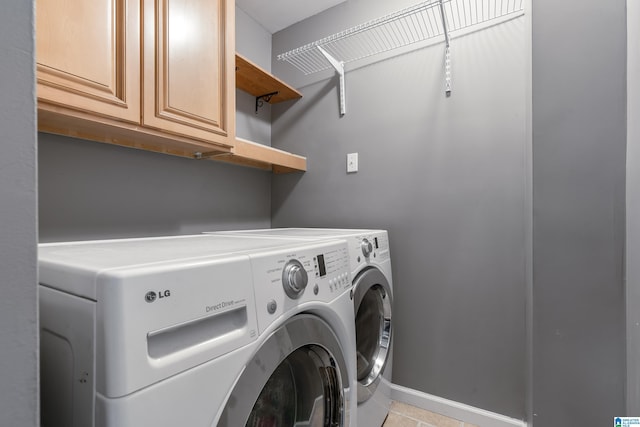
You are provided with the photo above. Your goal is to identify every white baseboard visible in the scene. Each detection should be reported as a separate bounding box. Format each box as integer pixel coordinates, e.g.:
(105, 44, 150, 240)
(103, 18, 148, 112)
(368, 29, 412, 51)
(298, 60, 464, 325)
(390, 384, 527, 427)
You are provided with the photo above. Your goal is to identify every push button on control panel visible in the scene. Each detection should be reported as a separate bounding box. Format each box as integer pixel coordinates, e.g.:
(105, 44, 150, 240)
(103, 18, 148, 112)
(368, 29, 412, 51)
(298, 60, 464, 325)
(328, 273, 351, 292)
(267, 300, 277, 314)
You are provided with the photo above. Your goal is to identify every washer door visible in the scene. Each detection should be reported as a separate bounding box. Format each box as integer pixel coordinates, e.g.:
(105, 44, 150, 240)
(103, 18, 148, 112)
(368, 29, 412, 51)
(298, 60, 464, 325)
(353, 267, 392, 403)
(218, 314, 350, 427)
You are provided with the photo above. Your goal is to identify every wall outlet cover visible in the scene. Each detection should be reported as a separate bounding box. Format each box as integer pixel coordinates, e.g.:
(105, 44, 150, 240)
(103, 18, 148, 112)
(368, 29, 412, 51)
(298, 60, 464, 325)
(347, 153, 358, 173)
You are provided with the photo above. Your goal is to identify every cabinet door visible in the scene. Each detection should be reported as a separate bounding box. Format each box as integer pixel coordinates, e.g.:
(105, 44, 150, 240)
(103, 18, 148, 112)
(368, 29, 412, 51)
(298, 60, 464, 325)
(36, 0, 140, 123)
(143, 0, 235, 146)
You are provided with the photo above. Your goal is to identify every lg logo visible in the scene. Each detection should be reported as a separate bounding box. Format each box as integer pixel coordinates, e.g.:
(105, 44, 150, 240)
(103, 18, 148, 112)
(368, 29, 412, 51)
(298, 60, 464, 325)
(145, 290, 171, 303)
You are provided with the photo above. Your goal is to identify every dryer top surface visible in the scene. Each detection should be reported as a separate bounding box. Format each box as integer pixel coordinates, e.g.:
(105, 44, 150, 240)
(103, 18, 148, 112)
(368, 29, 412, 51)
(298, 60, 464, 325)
(210, 227, 387, 239)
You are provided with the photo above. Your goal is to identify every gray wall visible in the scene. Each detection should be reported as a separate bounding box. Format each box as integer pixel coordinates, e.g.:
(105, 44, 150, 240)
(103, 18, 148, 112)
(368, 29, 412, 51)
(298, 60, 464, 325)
(38, 6, 274, 242)
(627, 0, 640, 416)
(236, 6, 272, 146)
(272, 1, 528, 419)
(38, 133, 271, 241)
(0, 0, 39, 425)
(531, 0, 627, 425)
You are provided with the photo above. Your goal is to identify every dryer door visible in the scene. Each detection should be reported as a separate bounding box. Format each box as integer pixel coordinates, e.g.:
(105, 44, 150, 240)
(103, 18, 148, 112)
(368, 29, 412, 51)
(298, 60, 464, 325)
(353, 267, 392, 403)
(218, 314, 350, 427)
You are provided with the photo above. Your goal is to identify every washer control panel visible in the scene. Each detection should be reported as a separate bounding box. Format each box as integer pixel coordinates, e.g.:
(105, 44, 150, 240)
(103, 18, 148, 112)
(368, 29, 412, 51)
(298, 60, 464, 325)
(249, 240, 350, 335)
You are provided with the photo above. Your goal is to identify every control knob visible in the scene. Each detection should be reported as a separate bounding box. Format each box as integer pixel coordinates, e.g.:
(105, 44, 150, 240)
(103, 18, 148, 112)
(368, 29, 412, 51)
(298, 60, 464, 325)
(361, 238, 373, 258)
(282, 259, 308, 299)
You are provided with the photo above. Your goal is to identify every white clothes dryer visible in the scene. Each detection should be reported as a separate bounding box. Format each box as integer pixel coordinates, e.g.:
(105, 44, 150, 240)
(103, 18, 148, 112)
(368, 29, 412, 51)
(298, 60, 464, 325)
(39, 234, 357, 427)
(205, 229, 394, 427)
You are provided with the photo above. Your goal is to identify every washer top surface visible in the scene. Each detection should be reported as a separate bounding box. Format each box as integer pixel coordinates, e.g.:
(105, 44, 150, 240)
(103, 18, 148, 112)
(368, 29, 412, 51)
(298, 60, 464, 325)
(39, 234, 317, 269)
(39, 234, 339, 299)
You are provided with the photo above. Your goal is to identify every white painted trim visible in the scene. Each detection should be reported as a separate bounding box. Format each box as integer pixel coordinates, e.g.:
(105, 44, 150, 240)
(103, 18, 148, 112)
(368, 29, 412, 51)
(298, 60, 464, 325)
(627, 0, 640, 416)
(523, 0, 533, 422)
(391, 384, 527, 427)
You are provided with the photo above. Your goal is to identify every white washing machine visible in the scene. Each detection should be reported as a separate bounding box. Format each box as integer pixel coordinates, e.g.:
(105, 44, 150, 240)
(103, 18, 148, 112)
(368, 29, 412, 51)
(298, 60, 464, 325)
(205, 229, 394, 427)
(39, 234, 357, 427)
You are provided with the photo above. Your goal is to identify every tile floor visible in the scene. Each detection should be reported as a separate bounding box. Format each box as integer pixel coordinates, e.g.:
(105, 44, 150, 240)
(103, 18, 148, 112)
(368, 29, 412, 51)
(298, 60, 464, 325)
(382, 401, 479, 427)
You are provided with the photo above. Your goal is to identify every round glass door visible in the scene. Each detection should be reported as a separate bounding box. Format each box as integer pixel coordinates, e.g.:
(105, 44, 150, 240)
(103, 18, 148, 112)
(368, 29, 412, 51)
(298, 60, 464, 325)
(219, 315, 350, 427)
(353, 268, 392, 403)
(247, 345, 341, 427)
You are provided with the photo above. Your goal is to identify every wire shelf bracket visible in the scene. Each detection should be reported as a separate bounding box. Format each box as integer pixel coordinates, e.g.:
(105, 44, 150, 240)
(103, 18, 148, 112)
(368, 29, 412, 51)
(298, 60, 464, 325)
(437, 0, 453, 96)
(317, 46, 346, 116)
(277, 0, 524, 112)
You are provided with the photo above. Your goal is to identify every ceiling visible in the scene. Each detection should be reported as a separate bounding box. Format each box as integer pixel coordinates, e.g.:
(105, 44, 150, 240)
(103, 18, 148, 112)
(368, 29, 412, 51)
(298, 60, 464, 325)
(236, 0, 348, 34)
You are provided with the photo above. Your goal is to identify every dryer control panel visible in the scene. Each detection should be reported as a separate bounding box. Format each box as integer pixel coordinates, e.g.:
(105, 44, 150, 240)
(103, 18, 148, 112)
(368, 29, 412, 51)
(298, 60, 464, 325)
(249, 239, 350, 335)
(346, 231, 391, 275)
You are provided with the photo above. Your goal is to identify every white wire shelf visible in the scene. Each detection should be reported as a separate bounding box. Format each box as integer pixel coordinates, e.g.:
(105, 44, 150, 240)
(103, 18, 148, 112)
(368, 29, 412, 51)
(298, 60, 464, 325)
(277, 0, 524, 76)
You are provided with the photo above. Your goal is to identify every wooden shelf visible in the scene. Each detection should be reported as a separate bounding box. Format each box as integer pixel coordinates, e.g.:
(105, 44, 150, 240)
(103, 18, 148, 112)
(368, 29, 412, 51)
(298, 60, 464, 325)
(204, 138, 306, 174)
(231, 53, 305, 173)
(235, 53, 302, 104)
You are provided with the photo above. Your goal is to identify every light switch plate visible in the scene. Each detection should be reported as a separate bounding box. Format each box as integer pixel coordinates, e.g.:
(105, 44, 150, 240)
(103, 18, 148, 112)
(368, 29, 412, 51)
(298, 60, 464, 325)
(347, 153, 358, 173)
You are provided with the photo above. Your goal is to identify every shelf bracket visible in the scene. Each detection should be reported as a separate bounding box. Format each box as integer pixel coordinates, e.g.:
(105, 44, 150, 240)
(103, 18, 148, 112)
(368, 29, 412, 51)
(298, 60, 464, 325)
(317, 46, 346, 116)
(255, 91, 279, 114)
(438, 0, 452, 97)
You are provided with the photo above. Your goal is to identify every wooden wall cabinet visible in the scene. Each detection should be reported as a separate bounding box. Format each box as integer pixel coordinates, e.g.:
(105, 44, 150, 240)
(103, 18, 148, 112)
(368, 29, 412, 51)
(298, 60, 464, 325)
(142, 0, 235, 142)
(37, 0, 306, 173)
(37, 0, 233, 156)
(37, 0, 141, 124)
